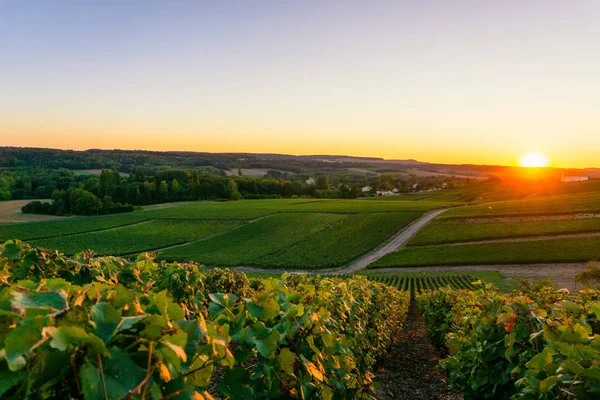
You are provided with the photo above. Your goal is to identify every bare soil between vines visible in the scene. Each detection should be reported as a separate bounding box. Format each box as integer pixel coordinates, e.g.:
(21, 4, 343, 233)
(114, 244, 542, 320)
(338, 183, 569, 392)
(373, 300, 462, 400)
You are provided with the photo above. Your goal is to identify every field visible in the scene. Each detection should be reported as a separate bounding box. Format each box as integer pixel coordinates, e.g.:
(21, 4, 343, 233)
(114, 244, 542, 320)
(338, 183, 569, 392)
(440, 190, 600, 219)
(409, 217, 600, 245)
(360, 272, 478, 293)
(369, 236, 600, 268)
(0, 199, 61, 224)
(158, 213, 349, 266)
(249, 212, 420, 269)
(1, 198, 434, 269)
(0, 212, 151, 241)
(31, 219, 240, 256)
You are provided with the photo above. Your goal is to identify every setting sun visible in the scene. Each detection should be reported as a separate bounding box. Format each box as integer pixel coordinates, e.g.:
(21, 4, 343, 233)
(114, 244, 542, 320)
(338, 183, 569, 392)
(519, 152, 549, 168)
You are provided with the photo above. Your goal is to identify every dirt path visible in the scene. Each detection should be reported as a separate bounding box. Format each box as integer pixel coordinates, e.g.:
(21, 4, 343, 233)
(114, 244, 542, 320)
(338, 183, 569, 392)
(367, 263, 589, 291)
(338, 208, 451, 273)
(374, 300, 462, 400)
(414, 231, 600, 247)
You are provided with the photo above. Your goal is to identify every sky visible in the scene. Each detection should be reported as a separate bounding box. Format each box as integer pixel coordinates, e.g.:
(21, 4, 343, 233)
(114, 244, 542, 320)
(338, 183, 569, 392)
(1, 1, 599, 168)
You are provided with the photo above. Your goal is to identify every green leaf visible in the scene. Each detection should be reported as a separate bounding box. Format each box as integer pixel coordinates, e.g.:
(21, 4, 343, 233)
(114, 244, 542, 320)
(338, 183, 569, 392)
(102, 347, 147, 395)
(91, 302, 121, 343)
(0, 368, 26, 397)
(187, 355, 213, 387)
(50, 326, 108, 355)
(4, 317, 44, 371)
(208, 293, 237, 318)
(1, 241, 22, 259)
(79, 361, 104, 400)
(217, 368, 253, 400)
(539, 376, 559, 392)
(277, 348, 296, 375)
(12, 290, 67, 311)
(253, 328, 280, 359)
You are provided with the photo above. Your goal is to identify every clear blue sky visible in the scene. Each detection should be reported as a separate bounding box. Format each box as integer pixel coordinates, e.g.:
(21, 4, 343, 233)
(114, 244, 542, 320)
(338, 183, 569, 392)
(1, 1, 599, 167)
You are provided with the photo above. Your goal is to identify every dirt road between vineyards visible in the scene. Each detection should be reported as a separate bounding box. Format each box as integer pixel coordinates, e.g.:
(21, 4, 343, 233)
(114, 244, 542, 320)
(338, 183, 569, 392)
(340, 208, 451, 273)
(367, 263, 590, 291)
(373, 300, 462, 400)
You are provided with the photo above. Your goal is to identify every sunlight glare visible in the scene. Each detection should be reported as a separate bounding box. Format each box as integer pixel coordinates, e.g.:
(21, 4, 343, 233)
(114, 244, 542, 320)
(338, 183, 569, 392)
(519, 152, 549, 168)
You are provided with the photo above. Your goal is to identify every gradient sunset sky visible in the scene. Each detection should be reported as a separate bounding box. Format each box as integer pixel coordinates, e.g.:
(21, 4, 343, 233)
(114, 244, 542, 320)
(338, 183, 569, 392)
(1, 1, 599, 168)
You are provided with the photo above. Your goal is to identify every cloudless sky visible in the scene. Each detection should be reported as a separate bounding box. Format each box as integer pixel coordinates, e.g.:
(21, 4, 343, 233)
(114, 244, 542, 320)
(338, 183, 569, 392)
(1, 1, 599, 167)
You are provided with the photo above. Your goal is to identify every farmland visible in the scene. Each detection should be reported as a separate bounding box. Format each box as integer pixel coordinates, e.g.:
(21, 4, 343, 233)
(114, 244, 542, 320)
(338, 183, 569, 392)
(31, 219, 240, 256)
(0, 212, 151, 241)
(250, 212, 420, 269)
(369, 235, 600, 268)
(1, 198, 434, 270)
(409, 217, 600, 245)
(440, 190, 600, 219)
(158, 212, 349, 266)
(361, 272, 477, 293)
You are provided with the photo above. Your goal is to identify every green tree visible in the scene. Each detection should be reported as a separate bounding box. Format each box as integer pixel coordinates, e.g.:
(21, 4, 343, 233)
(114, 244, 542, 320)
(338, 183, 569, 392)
(159, 180, 169, 201)
(72, 191, 103, 215)
(316, 175, 329, 190)
(226, 179, 242, 200)
(170, 179, 182, 200)
(377, 174, 396, 191)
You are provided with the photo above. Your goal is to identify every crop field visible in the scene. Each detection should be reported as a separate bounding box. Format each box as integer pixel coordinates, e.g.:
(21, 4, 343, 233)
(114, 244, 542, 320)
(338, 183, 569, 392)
(31, 219, 239, 256)
(369, 235, 600, 268)
(0, 198, 442, 268)
(364, 272, 477, 293)
(158, 212, 350, 266)
(408, 217, 600, 245)
(279, 199, 455, 213)
(252, 212, 420, 269)
(440, 191, 600, 219)
(0, 212, 151, 241)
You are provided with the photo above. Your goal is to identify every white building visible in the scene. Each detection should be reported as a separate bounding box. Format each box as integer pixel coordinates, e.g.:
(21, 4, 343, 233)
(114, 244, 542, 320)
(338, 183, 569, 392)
(361, 186, 372, 192)
(305, 177, 316, 185)
(561, 174, 589, 183)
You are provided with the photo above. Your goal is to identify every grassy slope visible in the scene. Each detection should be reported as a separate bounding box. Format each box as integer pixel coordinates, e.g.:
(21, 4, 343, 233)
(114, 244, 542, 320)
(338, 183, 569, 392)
(369, 236, 600, 268)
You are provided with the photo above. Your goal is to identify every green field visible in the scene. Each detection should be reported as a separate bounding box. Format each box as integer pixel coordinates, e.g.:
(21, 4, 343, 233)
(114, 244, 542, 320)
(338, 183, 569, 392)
(0, 213, 151, 241)
(158, 212, 350, 266)
(31, 220, 239, 256)
(362, 272, 477, 293)
(369, 236, 600, 268)
(408, 218, 600, 245)
(0, 198, 443, 269)
(252, 212, 420, 269)
(440, 191, 600, 219)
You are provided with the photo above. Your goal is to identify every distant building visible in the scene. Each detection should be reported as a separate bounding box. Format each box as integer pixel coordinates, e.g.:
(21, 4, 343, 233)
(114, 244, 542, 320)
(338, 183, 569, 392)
(561, 174, 589, 183)
(361, 186, 372, 192)
(376, 189, 398, 196)
(305, 177, 316, 185)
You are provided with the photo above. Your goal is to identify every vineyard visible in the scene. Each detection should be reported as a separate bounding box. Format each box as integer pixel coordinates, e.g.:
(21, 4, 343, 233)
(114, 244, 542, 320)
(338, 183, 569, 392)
(249, 213, 420, 269)
(0, 199, 433, 269)
(31, 220, 241, 256)
(409, 217, 600, 246)
(370, 235, 600, 268)
(417, 284, 600, 399)
(440, 191, 600, 220)
(363, 272, 476, 293)
(0, 240, 410, 399)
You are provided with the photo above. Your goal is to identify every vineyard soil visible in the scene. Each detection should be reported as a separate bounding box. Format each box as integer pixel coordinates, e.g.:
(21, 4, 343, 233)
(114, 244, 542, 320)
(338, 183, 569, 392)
(374, 301, 462, 400)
